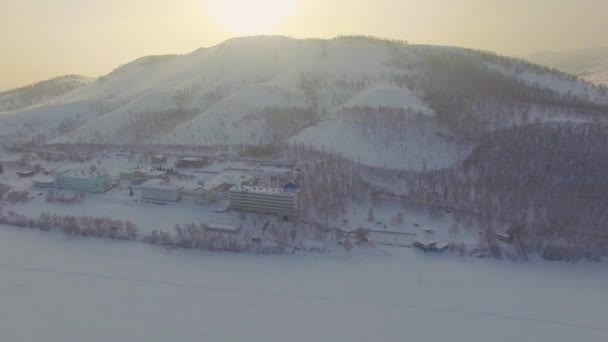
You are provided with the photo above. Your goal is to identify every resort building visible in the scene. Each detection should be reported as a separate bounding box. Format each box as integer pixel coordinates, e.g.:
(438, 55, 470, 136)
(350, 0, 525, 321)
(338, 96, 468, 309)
(139, 179, 182, 202)
(228, 181, 300, 216)
(56, 166, 111, 193)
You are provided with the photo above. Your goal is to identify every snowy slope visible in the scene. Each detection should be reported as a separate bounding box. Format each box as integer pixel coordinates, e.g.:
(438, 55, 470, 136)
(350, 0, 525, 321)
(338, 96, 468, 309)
(2, 36, 607, 170)
(0, 224, 607, 342)
(0, 75, 92, 112)
(341, 85, 433, 114)
(525, 46, 608, 86)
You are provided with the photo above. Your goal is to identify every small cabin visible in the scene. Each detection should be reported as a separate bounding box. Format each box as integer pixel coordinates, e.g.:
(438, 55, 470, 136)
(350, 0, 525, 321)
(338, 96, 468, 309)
(413, 240, 449, 253)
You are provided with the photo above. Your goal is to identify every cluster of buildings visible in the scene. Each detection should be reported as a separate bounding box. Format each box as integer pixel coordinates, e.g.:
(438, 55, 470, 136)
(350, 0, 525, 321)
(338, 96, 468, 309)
(30, 160, 301, 218)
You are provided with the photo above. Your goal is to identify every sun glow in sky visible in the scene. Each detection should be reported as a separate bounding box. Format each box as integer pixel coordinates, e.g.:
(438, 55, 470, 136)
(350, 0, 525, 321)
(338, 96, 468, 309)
(204, 0, 299, 35)
(1, 0, 608, 91)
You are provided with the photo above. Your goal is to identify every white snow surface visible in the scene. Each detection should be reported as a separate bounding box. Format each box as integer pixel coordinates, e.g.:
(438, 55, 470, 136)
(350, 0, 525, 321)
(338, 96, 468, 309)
(0, 75, 92, 113)
(341, 85, 433, 114)
(0, 224, 606, 342)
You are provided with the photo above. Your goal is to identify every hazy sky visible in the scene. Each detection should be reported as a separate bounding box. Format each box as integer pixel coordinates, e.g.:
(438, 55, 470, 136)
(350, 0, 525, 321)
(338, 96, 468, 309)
(1, 0, 607, 91)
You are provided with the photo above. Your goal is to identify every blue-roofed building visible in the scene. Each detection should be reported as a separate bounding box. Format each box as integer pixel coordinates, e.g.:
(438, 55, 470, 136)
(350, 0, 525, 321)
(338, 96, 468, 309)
(283, 180, 299, 192)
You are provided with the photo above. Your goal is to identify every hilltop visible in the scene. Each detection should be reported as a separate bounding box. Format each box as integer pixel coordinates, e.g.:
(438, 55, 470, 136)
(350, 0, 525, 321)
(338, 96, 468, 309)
(1, 36, 607, 171)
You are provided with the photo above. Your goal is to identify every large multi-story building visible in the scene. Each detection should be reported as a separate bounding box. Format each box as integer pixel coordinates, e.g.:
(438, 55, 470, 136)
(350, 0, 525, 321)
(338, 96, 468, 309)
(229, 182, 300, 216)
(56, 166, 111, 193)
(139, 180, 182, 202)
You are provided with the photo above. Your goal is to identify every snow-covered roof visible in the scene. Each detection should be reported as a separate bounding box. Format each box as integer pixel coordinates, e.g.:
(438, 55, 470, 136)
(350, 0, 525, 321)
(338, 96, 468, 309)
(32, 175, 56, 183)
(127, 168, 166, 177)
(199, 171, 252, 191)
(181, 157, 204, 162)
(366, 229, 416, 236)
(230, 185, 298, 196)
(218, 170, 252, 185)
(140, 179, 182, 191)
(59, 164, 108, 178)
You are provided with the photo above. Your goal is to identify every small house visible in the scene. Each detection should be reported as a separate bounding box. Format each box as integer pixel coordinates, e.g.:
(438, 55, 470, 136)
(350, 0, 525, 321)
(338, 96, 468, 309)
(119, 168, 166, 183)
(496, 232, 513, 243)
(413, 240, 449, 253)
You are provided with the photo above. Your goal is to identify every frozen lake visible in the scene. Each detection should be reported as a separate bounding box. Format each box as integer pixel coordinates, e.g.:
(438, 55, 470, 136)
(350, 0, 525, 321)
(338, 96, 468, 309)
(0, 224, 606, 342)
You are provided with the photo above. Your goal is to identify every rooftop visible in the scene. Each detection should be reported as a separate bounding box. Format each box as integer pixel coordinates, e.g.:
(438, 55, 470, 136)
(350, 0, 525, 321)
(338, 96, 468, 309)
(59, 164, 108, 178)
(128, 168, 166, 177)
(199, 171, 253, 191)
(140, 179, 183, 191)
(230, 185, 299, 195)
(32, 175, 56, 183)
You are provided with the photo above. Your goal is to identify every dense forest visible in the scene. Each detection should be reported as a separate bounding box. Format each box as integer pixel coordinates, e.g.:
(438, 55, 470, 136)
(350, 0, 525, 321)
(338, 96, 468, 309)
(396, 122, 608, 259)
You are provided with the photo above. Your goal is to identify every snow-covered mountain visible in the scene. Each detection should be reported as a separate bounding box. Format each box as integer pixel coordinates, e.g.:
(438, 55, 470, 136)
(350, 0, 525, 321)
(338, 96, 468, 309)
(526, 46, 608, 86)
(1, 36, 607, 170)
(0, 75, 93, 112)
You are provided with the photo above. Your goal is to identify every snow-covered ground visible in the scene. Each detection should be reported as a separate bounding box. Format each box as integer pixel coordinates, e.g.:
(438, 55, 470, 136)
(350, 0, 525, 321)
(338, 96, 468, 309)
(4, 186, 232, 233)
(0, 224, 606, 342)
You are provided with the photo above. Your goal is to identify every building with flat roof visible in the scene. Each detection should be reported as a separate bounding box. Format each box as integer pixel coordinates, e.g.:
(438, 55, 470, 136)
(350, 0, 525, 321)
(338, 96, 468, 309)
(139, 179, 182, 202)
(177, 157, 207, 169)
(229, 184, 300, 216)
(56, 166, 111, 193)
(119, 168, 166, 183)
(32, 175, 57, 189)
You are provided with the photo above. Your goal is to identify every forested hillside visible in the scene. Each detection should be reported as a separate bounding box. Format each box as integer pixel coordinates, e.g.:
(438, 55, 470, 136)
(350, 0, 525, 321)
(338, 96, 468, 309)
(1, 36, 607, 170)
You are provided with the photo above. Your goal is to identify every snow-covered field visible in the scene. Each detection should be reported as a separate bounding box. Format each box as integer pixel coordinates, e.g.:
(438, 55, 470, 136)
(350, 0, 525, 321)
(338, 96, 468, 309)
(0, 224, 606, 342)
